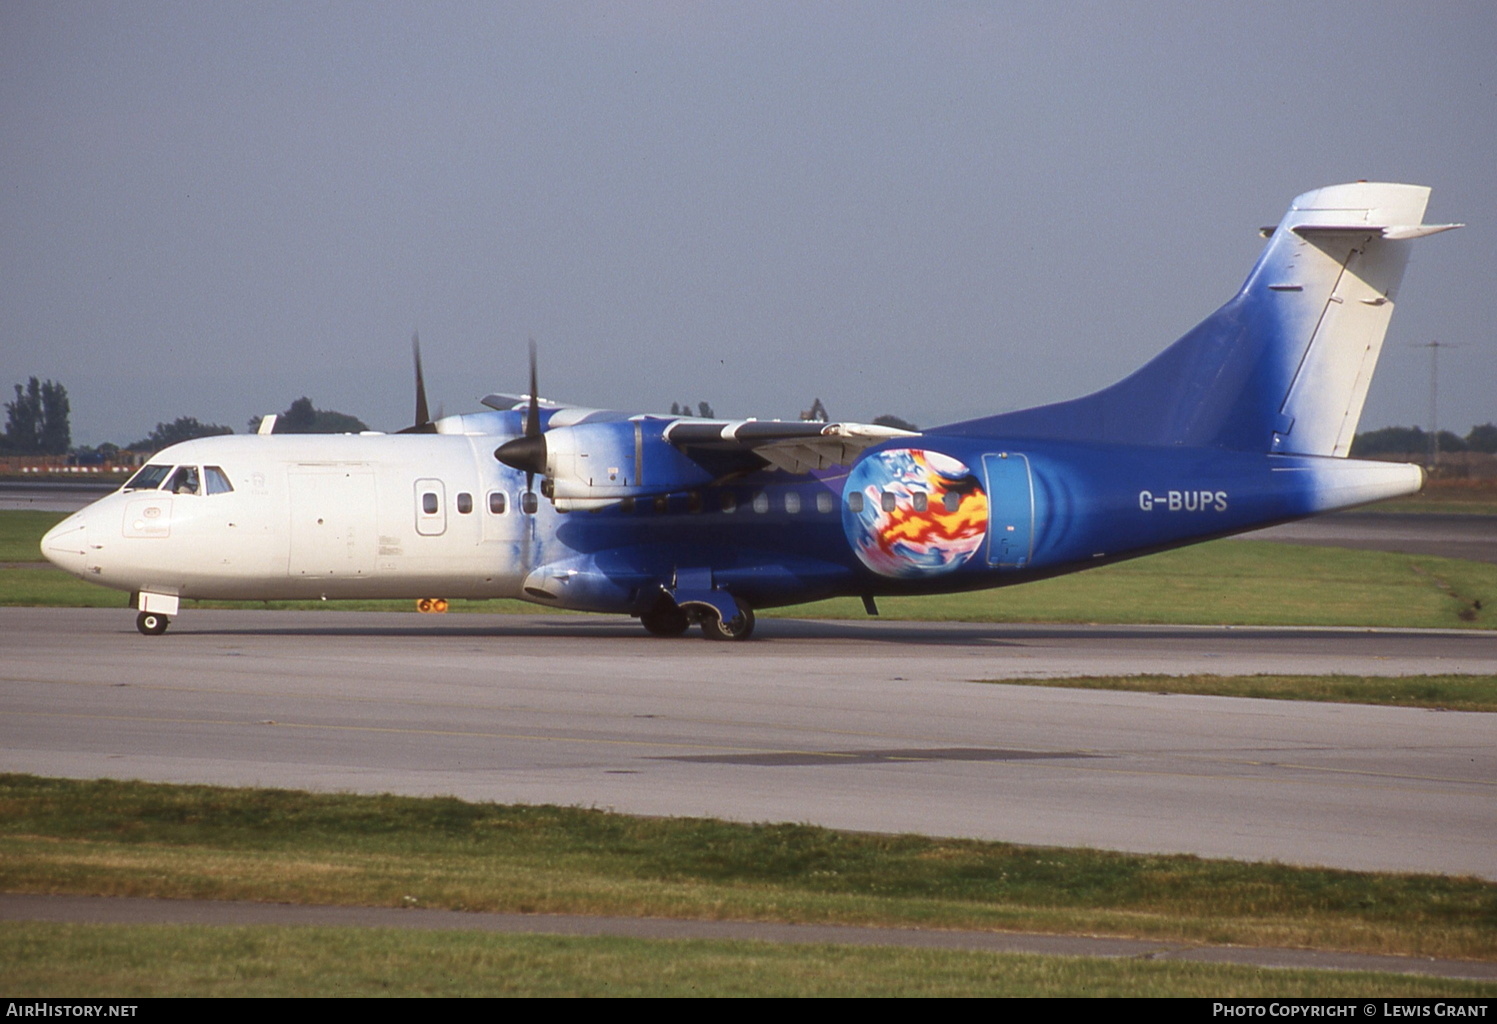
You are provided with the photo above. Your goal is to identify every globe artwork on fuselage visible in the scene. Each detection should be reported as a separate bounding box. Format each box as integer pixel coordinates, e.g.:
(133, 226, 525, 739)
(842, 448, 988, 578)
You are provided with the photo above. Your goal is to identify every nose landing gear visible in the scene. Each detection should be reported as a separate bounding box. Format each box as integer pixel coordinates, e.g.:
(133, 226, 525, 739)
(136, 611, 170, 636)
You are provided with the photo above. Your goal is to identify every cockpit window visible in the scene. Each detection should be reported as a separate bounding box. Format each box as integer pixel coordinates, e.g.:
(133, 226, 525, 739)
(167, 466, 200, 495)
(123, 465, 172, 492)
(204, 466, 234, 495)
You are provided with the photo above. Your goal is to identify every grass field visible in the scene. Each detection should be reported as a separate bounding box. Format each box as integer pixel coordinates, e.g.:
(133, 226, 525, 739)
(2, 776, 1494, 996)
(6, 924, 1491, 997)
(983, 674, 1497, 712)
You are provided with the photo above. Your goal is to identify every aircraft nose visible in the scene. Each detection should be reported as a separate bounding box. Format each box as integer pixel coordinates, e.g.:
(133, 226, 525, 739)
(40, 517, 89, 576)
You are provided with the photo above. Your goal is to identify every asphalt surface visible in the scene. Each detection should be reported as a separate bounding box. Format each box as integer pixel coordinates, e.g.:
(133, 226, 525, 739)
(0, 479, 116, 512)
(3, 608, 1493, 881)
(1242, 513, 1497, 564)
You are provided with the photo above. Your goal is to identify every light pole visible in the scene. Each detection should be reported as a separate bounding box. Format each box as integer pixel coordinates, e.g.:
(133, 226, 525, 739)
(1410, 340, 1463, 469)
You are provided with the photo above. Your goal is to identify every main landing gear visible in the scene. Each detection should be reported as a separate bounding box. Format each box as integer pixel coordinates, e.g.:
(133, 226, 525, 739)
(640, 603, 691, 637)
(701, 606, 755, 642)
(136, 611, 170, 636)
(637, 599, 756, 641)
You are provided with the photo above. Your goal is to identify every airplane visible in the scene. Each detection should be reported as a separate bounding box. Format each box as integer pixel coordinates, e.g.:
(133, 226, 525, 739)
(41, 182, 1460, 639)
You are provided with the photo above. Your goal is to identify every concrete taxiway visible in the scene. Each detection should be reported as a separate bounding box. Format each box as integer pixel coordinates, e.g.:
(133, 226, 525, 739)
(3, 607, 1493, 880)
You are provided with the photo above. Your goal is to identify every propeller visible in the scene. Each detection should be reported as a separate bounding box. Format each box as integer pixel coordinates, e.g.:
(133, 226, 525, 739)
(494, 339, 547, 498)
(397, 331, 438, 434)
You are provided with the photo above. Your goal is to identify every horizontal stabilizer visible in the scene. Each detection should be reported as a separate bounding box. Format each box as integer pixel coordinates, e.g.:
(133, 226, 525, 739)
(1268, 223, 1464, 240)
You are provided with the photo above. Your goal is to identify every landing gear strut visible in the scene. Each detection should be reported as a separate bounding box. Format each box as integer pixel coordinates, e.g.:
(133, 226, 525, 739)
(136, 611, 170, 636)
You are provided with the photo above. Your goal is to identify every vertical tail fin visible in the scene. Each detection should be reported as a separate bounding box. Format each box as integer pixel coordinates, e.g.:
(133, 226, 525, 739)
(940, 183, 1460, 454)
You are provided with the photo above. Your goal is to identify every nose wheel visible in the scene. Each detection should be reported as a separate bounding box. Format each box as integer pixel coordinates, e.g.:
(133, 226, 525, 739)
(136, 611, 170, 636)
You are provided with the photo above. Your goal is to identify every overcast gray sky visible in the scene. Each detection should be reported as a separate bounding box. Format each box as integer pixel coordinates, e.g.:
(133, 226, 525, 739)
(3, 1, 1493, 446)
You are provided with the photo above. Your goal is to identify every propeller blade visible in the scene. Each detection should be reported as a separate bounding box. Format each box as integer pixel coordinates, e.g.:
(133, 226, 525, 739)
(494, 338, 547, 488)
(494, 433, 546, 476)
(397, 331, 438, 434)
(525, 338, 541, 440)
(413, 331, 431, 428)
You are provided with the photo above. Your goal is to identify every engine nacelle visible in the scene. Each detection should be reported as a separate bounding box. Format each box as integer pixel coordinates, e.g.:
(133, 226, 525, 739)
(544, 419, 719, 510)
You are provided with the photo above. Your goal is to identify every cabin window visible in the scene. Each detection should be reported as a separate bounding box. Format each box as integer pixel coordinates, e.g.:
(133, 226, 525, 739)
(204, 466, 234, 495)
(943, 492, 960, 513)
(456, 492, 473, 514)
(847, 491, 864, 513)
(752, 492, 769, 514)
(488, 491, 507, 514)
(123, 464, 172, 492)
(720, 491, 737, 513)
(816, 492, 834, 514)
(880, 491, 896, 513)
(521, 492, 539, 515)
(784, 492, 802, 514)
(168, 466, 200, 495)
(912, 493, 928, 513)
(422, 492, 439, 515)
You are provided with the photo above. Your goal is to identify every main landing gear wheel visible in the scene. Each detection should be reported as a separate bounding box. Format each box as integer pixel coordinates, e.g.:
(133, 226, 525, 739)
(640, 604, 690, 637)
(136, 611, 170, 636)
(702, 606, 755, 642)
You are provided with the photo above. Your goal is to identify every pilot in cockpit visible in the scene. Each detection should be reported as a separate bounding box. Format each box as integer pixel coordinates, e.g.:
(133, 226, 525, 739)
(168, 466, 200, 495)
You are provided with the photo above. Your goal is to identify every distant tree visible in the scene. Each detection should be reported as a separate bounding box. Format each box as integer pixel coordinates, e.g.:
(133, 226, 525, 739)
(283, 396, 318, 432)
(1352, 425, 1478, 459)
(1, 383, 37, 454)
(668, 401, 714, 418)
(1467, 423, 1497, 454)
(1435, 430, 1468, 454)
(129, 417, 233, 454)
(1350, 426, 1426, 457)
(39, 381, 70, 454)
(255, 396, 369, 434)
(873, 414, 919, 432)
(3, 378, 70, 455)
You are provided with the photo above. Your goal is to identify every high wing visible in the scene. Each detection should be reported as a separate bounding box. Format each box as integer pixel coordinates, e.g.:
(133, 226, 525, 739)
(663, 419, 919, 474)
(488, 374, 920, 506)
(485, 391, 917, 474)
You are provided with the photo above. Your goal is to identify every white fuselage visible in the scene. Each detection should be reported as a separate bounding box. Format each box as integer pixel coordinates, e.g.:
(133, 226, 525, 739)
(41, 433, 541, 602)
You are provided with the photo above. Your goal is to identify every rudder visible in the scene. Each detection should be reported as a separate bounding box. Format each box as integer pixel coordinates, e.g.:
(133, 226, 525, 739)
(937, 183, 1459, 455)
